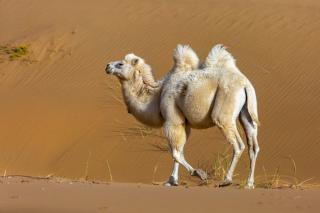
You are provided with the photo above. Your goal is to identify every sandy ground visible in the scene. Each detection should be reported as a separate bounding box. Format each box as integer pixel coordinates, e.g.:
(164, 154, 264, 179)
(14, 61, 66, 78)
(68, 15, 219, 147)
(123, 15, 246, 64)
(0, 0, 320, 186)
(0, 176, 319, 213)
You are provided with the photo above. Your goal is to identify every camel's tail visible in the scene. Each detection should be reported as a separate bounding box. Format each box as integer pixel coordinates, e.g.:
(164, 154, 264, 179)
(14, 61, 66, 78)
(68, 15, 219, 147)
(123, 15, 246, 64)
(203, 44, 236, 69)
(173, 44, 200, 72)
(244, 81, 260, 126)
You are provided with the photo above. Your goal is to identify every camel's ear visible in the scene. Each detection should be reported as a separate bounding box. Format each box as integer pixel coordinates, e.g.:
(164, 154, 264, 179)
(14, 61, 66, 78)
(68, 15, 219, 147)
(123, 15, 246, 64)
(131, 58, 140, 66)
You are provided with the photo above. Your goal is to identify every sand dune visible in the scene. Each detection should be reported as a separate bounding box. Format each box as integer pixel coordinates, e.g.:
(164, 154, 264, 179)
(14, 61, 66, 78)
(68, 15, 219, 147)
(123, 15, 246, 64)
(0, 0, 320, 184)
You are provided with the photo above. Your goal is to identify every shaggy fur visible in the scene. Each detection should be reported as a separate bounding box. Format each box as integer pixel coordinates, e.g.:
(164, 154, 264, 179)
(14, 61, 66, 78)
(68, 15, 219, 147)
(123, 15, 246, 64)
(203, 44, 237, 69)
(105, 44, 260, 189)
(172, 45, 200, 72)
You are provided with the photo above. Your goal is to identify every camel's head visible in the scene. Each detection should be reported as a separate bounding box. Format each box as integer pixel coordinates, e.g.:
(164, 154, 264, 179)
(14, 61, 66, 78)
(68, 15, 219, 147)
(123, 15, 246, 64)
(105, 53, 145, 80)
(106, 53, 157, 87)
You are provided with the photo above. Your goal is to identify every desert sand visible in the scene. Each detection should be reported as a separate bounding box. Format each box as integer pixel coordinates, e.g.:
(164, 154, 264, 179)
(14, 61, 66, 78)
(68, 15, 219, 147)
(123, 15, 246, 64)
(1, 0, 320, 192)
(1, 176, 320, 213)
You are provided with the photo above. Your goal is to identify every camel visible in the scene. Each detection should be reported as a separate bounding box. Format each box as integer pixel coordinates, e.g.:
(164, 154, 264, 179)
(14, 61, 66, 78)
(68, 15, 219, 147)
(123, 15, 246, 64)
(105, 44, 260, 189)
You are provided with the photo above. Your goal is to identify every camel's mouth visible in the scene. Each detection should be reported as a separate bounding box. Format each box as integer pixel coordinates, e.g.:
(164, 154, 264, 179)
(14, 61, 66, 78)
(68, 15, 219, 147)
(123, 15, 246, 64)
(105, 68, 113, 74)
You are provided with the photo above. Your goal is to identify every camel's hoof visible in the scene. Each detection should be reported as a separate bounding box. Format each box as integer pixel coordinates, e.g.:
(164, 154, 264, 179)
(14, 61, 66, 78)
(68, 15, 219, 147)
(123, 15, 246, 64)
(244, 184, 255, 189)
(163, 181, 178, 187)
(192, 169, 208, 180)
(163, 176, 178, 187)
(219, 179, 232, 187)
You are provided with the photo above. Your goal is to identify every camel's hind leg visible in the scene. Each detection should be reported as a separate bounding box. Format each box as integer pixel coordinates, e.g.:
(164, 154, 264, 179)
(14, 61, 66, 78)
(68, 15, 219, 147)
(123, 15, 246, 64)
(217, 123, 245, 186)
(240, 108, 260, 189)
(212, 88, 246, 186)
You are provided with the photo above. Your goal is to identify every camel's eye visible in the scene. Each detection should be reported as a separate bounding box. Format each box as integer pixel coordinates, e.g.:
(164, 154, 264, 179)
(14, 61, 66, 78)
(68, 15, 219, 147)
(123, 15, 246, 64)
(116, 63, 123, 68)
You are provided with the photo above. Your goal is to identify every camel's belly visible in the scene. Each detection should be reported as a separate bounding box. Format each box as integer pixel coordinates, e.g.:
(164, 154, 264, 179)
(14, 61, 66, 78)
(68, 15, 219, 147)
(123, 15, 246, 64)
(177, 79, 217, 129)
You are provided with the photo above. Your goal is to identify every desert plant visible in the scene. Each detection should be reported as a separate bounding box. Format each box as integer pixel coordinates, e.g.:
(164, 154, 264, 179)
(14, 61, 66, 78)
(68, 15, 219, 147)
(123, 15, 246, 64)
(0, 44, 29, 60)
(106, 160, 113, 182)
(249, 158, 317, 189)
(9, 46, 28, 60)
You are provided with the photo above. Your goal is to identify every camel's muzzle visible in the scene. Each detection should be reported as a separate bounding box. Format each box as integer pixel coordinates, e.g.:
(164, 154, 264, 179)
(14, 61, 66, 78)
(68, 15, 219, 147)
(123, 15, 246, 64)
(105, 64, 112, 74)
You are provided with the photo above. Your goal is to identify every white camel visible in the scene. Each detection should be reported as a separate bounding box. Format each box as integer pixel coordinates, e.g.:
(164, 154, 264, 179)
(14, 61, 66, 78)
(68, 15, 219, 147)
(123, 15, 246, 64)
(105, 44, 260, 188)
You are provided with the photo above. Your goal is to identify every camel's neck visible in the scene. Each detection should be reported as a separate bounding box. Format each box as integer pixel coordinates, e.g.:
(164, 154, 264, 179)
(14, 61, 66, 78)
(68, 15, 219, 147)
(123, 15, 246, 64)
(120, 80, 164, 127)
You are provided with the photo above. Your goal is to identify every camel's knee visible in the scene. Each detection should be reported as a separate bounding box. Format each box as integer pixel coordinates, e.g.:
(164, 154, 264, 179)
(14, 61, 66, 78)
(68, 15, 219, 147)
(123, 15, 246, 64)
(234, 146, 243, 157)
(237, 134, 245, 151)
(171, 149, 182, 162)
(232, 139, 245, 157)
(242, 120, 259, 159)
(252, 134, 260, 154)
(227, 138, 242, 158)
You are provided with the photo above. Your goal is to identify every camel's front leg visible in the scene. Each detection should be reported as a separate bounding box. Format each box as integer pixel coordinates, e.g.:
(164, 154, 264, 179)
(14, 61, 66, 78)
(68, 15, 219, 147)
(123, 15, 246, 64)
(164, 161, 179, 186)
(163, 123, 190, 186)
(163, 123, 207, 186)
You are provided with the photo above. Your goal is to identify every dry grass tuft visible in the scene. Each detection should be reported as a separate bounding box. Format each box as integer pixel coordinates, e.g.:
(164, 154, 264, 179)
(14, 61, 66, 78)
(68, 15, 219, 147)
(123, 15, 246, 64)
(106, 160, 113, 182)
(115, 122, 164, 139)
(254, 166, 316, 189)
(197, 149, 231, 184)
(0, 44, 29, 61)
(211, 152, 230, 181)
(152, 164, 158, 184)
(114, 120, 169, 152)
(84, 151, 92, 181)
(243, 156, 318, 189)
